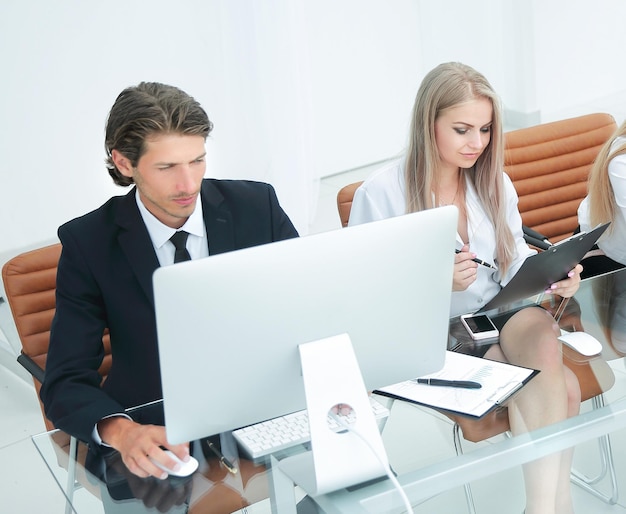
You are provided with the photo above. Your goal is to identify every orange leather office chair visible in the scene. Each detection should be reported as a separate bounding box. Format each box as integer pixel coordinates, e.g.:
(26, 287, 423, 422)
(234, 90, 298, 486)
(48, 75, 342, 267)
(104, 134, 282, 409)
(1, 243, 112, 431)
(337, 181, 364, 228)
(504, 112, 617, 245)
(1, 243, 112, 508)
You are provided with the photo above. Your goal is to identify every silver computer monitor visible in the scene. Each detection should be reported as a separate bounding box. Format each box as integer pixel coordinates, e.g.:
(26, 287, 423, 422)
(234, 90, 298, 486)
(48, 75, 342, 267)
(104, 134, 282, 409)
(154, 206, 457, 444)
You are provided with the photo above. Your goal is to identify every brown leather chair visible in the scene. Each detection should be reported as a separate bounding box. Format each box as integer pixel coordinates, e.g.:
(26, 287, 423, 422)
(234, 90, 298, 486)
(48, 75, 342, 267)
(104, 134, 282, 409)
(337, 181, 364, 228)
(1, 243, 112, 431)
(1, 243, 112, 506)
(504, 112, 617, 244)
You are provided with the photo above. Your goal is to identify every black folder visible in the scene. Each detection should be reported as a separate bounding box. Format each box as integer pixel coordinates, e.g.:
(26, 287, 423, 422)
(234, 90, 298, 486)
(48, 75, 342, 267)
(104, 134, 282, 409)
(478, 222, 610, 313)
(375, 351, 539, 418)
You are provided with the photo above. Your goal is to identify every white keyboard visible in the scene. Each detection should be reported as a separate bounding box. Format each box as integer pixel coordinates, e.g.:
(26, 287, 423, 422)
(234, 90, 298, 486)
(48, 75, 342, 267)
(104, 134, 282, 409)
(233, 396, 390, 459)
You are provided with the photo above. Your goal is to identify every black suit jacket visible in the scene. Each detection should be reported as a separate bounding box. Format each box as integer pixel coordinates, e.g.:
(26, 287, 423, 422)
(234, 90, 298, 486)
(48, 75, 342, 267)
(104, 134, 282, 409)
(41, 179, 298, 445)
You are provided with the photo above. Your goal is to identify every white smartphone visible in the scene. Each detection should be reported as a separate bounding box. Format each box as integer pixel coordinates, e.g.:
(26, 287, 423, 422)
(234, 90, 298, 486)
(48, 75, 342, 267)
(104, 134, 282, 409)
(460, 314, 499, 340)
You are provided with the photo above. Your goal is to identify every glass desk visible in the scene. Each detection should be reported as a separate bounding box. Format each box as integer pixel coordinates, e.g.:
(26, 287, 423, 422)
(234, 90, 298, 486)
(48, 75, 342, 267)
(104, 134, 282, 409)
(33, 269, 626, 513)
(32, 400, 285, 514)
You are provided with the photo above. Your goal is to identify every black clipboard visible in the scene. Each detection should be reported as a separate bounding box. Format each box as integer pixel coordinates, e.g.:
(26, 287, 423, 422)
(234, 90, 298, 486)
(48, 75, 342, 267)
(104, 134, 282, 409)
(478, 222, 610, 313)
(374, 351, 539, 419)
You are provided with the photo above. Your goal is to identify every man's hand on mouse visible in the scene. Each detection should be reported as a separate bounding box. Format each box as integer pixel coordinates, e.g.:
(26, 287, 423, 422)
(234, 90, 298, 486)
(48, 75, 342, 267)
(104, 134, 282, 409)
(104, 451, 193, 510)
(97, 417, 190, 479)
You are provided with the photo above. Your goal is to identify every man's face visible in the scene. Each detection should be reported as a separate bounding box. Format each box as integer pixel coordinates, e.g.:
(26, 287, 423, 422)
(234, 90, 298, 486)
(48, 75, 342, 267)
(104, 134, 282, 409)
(116, 134, 206, 228)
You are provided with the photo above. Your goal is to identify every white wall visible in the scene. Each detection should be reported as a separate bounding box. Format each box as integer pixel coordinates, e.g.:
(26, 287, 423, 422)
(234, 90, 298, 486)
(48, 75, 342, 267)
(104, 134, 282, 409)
(532, 0, 626, 123)
(414, 0, 626, 127)
(0, 0, 227, 250)
(2, 1, 626, 257)
(0, 0, 421, 252)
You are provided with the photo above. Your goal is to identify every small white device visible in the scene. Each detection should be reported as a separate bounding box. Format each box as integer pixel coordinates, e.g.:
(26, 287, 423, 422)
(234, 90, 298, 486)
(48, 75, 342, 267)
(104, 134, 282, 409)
(558, 330, 603, 357)
(460, 314, 499, 340)
(150, 451, 199, 477)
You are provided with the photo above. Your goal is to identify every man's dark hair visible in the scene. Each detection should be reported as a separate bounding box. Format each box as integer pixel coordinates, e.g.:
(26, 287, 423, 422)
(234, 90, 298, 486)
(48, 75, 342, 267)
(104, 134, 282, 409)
(105, 82, 213, 186)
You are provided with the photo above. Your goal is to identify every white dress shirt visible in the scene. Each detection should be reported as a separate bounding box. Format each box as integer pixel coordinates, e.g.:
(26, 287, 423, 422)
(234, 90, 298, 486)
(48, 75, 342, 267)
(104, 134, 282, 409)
(578, 136, 626, 266)
(349, 158, 534, 317)
(136, 191, 210, 264)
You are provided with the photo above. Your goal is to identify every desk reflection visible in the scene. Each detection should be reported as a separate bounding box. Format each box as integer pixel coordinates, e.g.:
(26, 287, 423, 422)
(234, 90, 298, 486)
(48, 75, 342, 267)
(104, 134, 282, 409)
(33, 270, 626, 514)
(39, 410, 269, 514)
(591, 270, 626, 355)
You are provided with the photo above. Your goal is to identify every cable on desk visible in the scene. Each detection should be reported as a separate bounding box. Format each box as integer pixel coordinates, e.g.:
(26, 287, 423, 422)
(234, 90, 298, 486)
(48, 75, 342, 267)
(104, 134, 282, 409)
(328, 411, 415, 514)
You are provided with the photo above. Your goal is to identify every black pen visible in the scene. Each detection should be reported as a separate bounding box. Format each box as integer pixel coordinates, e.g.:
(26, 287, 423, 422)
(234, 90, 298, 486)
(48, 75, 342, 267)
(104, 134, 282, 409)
(205, 439, 238, 474)
(455, 249, 497, 270)
(416, 378, 482, 389)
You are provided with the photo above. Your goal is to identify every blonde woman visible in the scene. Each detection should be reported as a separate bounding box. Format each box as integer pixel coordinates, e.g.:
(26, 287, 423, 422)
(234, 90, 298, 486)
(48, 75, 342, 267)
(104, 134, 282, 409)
(578, 120, 626, 278)
(350, 62, 582, 514)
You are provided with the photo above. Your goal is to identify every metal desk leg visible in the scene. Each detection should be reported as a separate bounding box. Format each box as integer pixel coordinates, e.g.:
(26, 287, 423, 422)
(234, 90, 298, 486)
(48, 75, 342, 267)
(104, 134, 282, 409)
(270, 455, 298, 514)
(65, 435, 78, 514)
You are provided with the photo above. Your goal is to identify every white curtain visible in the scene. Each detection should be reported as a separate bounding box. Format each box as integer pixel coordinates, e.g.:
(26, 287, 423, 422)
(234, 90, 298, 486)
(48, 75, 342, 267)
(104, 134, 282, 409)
(205, 0, 317, 234)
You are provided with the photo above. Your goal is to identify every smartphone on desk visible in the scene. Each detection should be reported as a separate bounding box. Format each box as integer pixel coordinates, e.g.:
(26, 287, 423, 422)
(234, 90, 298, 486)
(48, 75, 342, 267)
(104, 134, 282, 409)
(460, 313, 499, 340)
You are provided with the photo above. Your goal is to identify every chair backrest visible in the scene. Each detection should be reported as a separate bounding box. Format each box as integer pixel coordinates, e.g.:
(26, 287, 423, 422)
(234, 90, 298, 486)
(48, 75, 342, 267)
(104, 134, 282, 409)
(337, 181, 364, 227)
(504, 112, 617, 243)
(1, 243, 111, 430)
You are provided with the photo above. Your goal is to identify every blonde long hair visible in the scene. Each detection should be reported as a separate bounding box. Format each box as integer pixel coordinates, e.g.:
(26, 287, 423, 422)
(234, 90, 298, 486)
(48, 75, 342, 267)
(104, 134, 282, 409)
(587, 120, 626, 230)
(404, 62, 515, 272)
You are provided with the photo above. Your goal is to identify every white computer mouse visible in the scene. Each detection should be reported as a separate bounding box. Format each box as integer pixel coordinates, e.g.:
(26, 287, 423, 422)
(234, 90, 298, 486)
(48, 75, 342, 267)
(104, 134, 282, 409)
(558, 330, 603, 357)
(150, 450, 199, 477)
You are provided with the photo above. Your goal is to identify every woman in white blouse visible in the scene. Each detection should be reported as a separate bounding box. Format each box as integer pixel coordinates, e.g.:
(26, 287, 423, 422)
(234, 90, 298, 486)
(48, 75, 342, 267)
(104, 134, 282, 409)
(350, 62, 582, 514)
(578, 121, 626, 278)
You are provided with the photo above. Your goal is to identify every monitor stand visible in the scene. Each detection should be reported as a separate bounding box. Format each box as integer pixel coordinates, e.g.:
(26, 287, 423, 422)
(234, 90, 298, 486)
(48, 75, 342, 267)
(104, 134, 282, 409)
(276, 333, 389, 496)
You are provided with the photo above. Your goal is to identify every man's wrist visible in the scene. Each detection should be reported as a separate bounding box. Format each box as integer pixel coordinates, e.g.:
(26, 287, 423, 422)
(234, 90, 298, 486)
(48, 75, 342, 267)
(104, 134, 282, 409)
(95, 414, 133, 447)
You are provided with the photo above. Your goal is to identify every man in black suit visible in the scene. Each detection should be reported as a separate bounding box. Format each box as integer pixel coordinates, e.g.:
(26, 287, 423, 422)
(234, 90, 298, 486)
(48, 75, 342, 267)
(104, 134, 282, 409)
(40, 82, 298, 482)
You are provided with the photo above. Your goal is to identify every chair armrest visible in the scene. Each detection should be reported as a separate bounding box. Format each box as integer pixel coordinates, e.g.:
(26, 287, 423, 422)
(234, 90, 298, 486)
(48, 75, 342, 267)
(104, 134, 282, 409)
(17, 352, 45, 384)
(523, 225, 552, 251)
(524, 234, 552, 251)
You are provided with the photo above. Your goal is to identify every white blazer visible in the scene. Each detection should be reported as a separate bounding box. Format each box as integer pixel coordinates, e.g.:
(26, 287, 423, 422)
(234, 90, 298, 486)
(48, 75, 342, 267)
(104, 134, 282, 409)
(349, 158, 534, 317)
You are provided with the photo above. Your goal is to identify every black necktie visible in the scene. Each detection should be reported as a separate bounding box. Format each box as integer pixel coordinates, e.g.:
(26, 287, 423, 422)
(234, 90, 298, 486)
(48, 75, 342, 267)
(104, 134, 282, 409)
(170, 231, 191, 263)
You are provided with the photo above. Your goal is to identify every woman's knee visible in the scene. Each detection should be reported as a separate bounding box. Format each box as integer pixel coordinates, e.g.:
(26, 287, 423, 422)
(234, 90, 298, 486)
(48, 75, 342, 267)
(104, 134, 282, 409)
(500, 307, 562, 361)
(502, 307, 558, 337)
